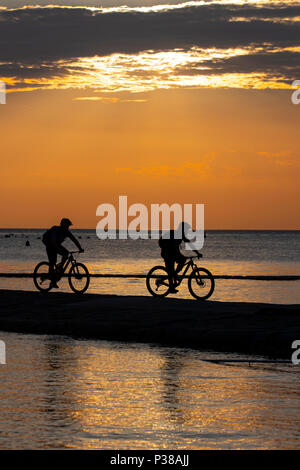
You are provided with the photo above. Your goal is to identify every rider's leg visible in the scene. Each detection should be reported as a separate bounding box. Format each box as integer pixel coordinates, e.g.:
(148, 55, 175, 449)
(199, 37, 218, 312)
(46, 246, 59, 288)
(175, 253, 186, 275)
(56, 246, 69, 270)
(164, 256, 177, 292)
(46, 245, 57, 280)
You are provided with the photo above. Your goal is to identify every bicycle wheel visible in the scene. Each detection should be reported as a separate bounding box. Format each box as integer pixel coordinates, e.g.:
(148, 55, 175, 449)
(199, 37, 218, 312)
(33, 261, 52, 292)
(188, 267, 215, 300)
(146, 265, 170, 297)
(68, 262, 90, 294)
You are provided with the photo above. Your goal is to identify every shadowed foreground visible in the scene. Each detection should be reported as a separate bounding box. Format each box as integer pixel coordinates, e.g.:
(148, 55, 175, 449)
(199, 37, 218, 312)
(0, 289, 299, 358)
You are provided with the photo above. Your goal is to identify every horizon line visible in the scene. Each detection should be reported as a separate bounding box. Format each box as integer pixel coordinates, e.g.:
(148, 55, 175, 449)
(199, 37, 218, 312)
(0, 228, 300, 231)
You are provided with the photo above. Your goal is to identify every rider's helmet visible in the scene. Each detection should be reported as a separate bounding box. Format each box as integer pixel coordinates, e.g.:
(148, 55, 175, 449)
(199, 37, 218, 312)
(176, 221, 192, 240)
(60, 218, 72, 228)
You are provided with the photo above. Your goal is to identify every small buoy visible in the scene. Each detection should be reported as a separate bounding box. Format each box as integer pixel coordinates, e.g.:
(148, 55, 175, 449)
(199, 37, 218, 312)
(25, 240, 30, 247)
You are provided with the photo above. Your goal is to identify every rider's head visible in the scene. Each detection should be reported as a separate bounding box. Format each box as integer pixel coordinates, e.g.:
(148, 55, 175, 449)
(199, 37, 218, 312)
(60, 218, 72, 229)
(176, 221, 192, 239)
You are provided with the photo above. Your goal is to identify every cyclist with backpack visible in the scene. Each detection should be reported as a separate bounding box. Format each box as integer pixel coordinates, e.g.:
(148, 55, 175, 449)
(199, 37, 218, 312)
(159, 222, 201, 293)
(42, 218, 84, 288)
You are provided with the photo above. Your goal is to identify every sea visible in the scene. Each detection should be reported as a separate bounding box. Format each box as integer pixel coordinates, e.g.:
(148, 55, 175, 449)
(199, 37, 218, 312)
(0, 230, 299, 449)
(0, 229, 299, 303)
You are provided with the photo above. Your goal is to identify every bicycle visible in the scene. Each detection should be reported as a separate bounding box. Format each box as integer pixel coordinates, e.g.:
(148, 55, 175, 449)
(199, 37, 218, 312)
(33, 251, 90, 294)
(146, 255, 214, 300)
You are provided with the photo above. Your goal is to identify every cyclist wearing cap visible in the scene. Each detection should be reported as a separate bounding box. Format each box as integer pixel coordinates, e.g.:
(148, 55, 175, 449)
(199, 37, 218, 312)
(42, 218, 84, 288)
(159, 222, 200, 293)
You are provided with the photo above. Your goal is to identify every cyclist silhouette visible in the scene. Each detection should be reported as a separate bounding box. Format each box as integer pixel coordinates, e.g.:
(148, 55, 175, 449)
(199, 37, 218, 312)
(159, 222, 200, 293)
(42, 218, 84, 288)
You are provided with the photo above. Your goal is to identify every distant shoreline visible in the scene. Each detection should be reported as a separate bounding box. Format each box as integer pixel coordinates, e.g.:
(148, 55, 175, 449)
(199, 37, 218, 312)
(0, 289, 299, 359)
(1, 228, 300, 233)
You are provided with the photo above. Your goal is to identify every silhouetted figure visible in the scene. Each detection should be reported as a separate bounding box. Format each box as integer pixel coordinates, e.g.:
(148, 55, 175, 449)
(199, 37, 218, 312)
(159, 222, 200, 293)
(42, 218, 84, 289)
(25, 240, 30, 247)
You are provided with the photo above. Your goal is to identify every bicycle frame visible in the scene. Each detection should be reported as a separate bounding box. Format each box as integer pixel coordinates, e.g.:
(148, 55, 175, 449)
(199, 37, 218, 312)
(175, 257, 198, 285)
(55, 251, 79, 277)
(156, 256, 199, 288)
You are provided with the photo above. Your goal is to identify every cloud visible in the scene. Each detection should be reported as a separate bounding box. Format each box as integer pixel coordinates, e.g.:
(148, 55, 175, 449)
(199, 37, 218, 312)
(175, 48, 300, 83)
(0, 2, 300, 93)
(1, 3, 300, 61)
(73, 96, 147, 102)
(257, 150, 298, 166)
(116, 153, 216, 178)
(115, 149, 300, 184)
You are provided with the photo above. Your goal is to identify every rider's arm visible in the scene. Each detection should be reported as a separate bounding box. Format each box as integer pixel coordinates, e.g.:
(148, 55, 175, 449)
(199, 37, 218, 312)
(179, 241, 201, 258)
(68, 231, 83, 251)
(181, 233, 201, 258)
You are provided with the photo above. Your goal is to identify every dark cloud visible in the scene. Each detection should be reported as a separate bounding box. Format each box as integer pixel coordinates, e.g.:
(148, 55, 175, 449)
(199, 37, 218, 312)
(1, 0, 189, 7)
(175, 50, 300, 81)
(0, 3, 299, 89)
(0, 61, 68, 79)
(0, 4, 300, 61)
(214, 51, 300, 82)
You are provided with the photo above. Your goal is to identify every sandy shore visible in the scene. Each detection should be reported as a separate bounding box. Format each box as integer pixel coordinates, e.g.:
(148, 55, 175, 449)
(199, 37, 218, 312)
(0, 289, 299, 358)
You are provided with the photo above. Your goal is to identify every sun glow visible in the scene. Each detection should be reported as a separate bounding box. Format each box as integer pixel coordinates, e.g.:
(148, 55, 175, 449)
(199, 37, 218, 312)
(5, 46, 293, 95)
(2, 1, 300, 13)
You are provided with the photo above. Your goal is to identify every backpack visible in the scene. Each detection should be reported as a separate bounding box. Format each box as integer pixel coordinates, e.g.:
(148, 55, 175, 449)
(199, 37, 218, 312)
(42, 226, 56, 244)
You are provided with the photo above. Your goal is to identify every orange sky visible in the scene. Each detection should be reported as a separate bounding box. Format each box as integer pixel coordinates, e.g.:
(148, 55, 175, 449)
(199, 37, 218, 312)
(0, 86, 299, 229)
(1, 2, 300, 229)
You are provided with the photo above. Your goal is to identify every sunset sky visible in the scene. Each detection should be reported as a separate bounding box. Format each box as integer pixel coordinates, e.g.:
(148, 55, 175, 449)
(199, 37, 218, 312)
(0, 0, 299, 229)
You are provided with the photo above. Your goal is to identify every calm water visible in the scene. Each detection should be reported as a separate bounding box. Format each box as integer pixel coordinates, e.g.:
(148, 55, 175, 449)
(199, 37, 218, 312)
(0, 331, 299, 450)
(0, 229, 299, 303)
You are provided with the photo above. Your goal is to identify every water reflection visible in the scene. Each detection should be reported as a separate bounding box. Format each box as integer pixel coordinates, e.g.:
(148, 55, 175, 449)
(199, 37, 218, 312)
(160, 350, 191, 427)
(0, 332, 299, 449)
(0, 257, 299, 304)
